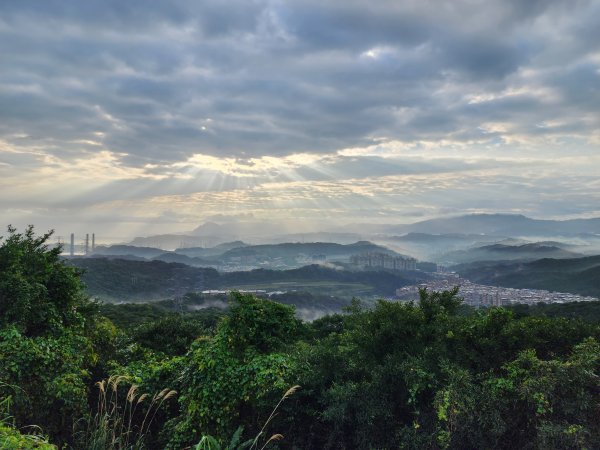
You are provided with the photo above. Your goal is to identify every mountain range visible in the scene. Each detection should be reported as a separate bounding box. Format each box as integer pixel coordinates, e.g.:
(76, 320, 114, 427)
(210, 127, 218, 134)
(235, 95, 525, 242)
(362, 214, 600, 236)
(440, 243, 583, 264)
(127, 214, 600, 251)
(90, 240, 402, 270)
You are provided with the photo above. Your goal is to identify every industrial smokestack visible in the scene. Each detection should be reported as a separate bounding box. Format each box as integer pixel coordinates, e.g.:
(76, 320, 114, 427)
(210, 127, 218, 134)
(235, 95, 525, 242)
(70, 233, 74, 257)
(85, 234, 89, 255)
(92, 233, 95, 252)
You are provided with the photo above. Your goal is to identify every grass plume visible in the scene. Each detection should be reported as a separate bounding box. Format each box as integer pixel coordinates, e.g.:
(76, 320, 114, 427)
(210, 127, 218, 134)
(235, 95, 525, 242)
(76, 377, 176, 450)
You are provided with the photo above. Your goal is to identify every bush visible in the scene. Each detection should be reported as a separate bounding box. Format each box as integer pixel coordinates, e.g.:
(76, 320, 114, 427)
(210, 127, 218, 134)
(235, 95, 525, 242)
(166, 293, 302, 448)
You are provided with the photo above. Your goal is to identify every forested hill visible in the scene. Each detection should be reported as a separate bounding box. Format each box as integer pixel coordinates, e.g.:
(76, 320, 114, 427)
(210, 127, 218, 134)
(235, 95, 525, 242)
(91, 244, 166, 258)
(88, 240, 406, 270)
(220, 264, 422, 294)
(69, 258, 221, 301)
(441, 242, 582, 264)
(453, 255, 600, 297)
(68, 258, 427, 301)
(217, 240, 399, 259)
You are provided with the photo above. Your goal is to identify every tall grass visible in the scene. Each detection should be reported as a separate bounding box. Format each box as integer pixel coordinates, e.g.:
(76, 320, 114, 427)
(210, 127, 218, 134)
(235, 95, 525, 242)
(194, 385, 300, 450)
(76, 375, 176, 450)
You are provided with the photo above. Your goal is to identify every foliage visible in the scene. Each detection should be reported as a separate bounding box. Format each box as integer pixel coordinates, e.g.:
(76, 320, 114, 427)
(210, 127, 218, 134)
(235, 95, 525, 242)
(0, 225, 91, 336)
(0, 226, 102, 445)
(279, 289, 600, 449)
(0, 325, 92, 443)
(76, 376, 176, 450)
(194, 428, 251, 450)
(99, 303, 171, 330)
(507, 300, 600, 322)
(436, 338, 600, 449)
(0, 393, 56, 449)
(99, 299, 225, 331)
(132, 315, 211, 356)
(69, 258, 220, 302)
(194, 385, 299, 450)
(0, 423, 55, 450)
(167, 293, 302, 448)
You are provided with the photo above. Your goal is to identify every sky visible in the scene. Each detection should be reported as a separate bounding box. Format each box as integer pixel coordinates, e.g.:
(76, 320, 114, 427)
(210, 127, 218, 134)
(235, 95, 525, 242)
(1, 0, 599, 240)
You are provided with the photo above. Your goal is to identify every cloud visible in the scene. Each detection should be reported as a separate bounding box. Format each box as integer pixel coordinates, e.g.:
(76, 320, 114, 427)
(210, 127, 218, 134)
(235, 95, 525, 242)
(0, 0, 598, 236)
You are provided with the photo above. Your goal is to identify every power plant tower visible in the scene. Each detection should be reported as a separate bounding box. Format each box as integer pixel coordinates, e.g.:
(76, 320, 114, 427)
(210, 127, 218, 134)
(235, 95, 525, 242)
(85, 234, 89, 255)
(70, 233, 74, 257)
(92, 233, 95, 252)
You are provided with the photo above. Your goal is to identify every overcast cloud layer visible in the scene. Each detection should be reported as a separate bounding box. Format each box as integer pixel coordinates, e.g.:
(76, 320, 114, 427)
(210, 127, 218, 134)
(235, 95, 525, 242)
(1, 0, 599, 239)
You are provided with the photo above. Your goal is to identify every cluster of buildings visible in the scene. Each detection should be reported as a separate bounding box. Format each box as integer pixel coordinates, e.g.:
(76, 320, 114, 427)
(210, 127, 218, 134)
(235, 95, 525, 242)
(395, 274, 598, 307)
(351, 252, 417, 271)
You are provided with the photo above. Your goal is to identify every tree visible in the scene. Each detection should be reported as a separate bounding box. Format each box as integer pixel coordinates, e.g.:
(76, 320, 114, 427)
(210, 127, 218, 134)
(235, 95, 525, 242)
(419, 287, 462, 320)
(436, 338, 600, 449)
(0, 225, 92, 336)
(132, 315, 210, 356)
(0, 226, 98, 445)
(166, 293, 301, 448)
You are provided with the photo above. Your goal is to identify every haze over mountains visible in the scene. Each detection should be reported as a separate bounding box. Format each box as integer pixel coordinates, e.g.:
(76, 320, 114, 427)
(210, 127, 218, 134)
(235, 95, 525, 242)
(377, 214, 600, 236)
(91, 240, 403, 270)
(126, 214, 600, 247)
(65, 212, 600, 311)
(439, 243, 584, 265)
(121, 213, 600, 260)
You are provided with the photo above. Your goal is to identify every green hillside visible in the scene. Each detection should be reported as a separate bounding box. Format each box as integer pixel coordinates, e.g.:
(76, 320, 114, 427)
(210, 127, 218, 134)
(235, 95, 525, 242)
(218, 240, 400, 260)
(68, 258, 220, 301)
(91, 240, 405, 270)
(68, 258, 428, 301)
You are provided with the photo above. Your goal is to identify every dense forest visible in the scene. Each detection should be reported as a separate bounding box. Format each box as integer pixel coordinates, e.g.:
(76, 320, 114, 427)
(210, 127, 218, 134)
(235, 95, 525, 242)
(1, 226, 599, 449)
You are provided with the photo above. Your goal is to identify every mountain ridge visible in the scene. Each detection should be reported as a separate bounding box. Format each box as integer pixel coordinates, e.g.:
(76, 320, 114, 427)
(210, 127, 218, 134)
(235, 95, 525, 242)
(132, 214, 600, 248)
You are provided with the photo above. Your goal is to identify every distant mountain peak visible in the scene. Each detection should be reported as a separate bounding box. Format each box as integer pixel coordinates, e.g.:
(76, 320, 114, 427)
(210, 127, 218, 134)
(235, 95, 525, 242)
(191, 222, 222, 235)
(398, 213, 600, 236)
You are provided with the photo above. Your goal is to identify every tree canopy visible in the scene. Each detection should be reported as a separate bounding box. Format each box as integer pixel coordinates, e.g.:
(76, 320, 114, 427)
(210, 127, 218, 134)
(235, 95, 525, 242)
(0, 225, 92, 336)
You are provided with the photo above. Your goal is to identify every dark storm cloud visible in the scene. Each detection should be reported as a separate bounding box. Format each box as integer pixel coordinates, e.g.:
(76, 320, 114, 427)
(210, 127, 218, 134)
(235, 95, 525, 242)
(0, 0, 598, 166)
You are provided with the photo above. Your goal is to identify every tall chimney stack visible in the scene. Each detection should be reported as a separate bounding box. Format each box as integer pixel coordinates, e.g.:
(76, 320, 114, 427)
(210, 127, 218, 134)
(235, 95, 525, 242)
(92, 233, 95, 252)
(70, 233, 74, 257)
(85, 234, 89, 255)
